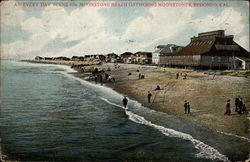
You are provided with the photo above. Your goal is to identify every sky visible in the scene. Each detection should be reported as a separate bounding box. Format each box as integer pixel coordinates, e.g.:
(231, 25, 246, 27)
(0, 0, 249, 59)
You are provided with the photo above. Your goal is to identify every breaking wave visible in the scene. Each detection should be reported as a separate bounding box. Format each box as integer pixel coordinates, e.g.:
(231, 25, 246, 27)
(100, 97, 229, 162)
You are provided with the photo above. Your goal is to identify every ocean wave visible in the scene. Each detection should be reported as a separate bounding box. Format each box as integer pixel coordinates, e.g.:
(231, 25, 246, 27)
(100, 97, 229, 162)
(216, 131, 250, 143)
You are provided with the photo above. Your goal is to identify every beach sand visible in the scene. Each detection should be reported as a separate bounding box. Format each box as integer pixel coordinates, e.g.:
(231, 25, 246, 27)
(27, 60, 250, 138)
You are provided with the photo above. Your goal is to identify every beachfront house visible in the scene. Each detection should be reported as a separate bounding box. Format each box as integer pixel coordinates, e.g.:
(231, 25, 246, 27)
(35, 56, 43, 60)
(95, 55, 106, 62)
(84, 55, 105, 62)
(152, 44, 183, 65)
(106, 53, 119, 63)
(84, 55, 93, 61)
(162, 30, 250, 70)
(72, 56, 85, 61)
(134, 52, 152, 64)
(120, 52, 135, 63)
(44, 57, 53, 60)
(53, 57, 71, 61)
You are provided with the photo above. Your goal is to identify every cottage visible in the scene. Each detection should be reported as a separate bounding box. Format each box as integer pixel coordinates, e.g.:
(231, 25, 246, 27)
(72, 56, 84, 61)
(35, 56, 43, 60)
(152, 44, 183, 65)
(44, 57, 53, 60)
(134, 52, 152, 64)
(106, 53, 118, 63)
(85, 55, 96, 61)
(53, 56, 70, 61)
(95, 54, 106, 62)
(120, 52, 135, 63)
(163, 30, 249, 70)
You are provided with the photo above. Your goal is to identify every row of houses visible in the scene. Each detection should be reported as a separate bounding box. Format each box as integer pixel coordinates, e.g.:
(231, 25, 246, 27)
(35, 30, 250, 70)
(35, 52, 153, 64)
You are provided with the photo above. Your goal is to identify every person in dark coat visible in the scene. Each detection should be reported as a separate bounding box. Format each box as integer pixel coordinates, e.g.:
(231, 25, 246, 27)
(187, 102, 191, 114)
(224, 99, 231, 115)
(176, 72, 179, 79)
(155, 85, 160, 91)
(238, 98, 243, 114)
(147, 91, 152, 103)
(123, 96, 128, 108)
(235, 96, 239, 112)
(105, 73, 109, 80)
(184, 100, 188, 114)
(242, 104, 246, 114)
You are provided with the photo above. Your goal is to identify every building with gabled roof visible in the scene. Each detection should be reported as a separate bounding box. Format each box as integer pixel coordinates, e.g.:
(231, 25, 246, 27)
(120, 52, 135, 63)
(163, 30, 249, 70)
(152, 44, 183, 65)
(134, 52, 152, 64)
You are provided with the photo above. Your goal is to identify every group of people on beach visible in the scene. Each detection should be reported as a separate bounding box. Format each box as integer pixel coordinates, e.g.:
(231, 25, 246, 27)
(91, 68, 115, 84)
(224, 96, 246, 115)
(139, 73, 145, 79)
(184, 100, 191, 114)
(176, 72, 187, 79)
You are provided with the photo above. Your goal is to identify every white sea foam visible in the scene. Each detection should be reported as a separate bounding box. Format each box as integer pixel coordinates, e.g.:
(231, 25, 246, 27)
(60, 69, 229, 162)
(216, 131, 250, 143)
(100, 97, 229, 162)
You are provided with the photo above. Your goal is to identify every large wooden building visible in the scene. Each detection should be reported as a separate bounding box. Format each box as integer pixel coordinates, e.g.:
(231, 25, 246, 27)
(161, 30, 250, 70)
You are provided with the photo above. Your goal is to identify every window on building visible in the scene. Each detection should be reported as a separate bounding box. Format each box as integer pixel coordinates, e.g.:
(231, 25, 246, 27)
(218, 57, 221, 62)
(211, 57, 214, 62)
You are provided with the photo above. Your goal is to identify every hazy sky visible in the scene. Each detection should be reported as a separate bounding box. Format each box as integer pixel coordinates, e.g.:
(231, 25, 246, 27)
(1, 0, 249, 59)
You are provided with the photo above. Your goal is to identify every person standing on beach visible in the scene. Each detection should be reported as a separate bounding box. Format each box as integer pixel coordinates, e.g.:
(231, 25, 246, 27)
(187, 102, 191, 114)
(183, 73, 187, 79)
(147, 91, 152, 103)
(224, 99, 231, 115)
(238, 98, 243, 114)
(176, 72, 179, 79)
(123, 96, 128, 108)
(235, 96, 239, 112)
(184, 100, 188, 114)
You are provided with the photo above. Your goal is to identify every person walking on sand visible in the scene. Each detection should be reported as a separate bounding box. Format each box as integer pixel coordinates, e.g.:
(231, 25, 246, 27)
(183, 73, 187, 79)
(184, 100, 188, 114)
(187, 102, 191, 114)
(123, 96, 128, 108)
(224, 99, 231, 115)
(238, 98, 243, 114)
(147, 91, 152, 103)
(235, 96, 239, 112)
(176, 72, 179, 79)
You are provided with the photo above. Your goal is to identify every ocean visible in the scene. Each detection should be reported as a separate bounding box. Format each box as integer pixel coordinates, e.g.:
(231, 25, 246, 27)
(0, 60, 249, 161)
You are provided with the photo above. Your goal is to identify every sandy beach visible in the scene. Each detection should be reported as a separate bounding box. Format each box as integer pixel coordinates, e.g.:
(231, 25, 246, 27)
(27, 60, 250, 139)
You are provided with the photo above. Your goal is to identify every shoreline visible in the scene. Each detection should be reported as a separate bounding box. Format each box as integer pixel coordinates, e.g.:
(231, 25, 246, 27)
(24, 60, 250, 139)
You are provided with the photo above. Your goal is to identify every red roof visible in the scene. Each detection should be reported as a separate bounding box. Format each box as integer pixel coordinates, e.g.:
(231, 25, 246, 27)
(171, 37, 249, 57)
